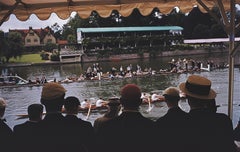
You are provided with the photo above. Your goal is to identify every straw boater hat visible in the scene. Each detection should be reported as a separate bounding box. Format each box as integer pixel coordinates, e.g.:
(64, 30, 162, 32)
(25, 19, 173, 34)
(179, 75, 216, 100)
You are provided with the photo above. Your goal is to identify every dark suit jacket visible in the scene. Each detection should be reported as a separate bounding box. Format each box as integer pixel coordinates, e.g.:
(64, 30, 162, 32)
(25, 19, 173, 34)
(234, 122, 240, 141)
(14, 121, 39, 133)
(155, 107, 190, 152)
(188, 109, 236, 152)
(37, 113, 67, 152)
(36, 113, 87, 152)
(97, 111, 155, 152)
(13, 121, 40, 152)
(0, 119, 13, 152)
(64, 115, 96, 152)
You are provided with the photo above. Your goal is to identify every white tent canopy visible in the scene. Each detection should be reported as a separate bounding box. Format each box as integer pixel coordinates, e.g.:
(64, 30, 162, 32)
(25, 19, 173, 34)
(0, 0, 239, 118)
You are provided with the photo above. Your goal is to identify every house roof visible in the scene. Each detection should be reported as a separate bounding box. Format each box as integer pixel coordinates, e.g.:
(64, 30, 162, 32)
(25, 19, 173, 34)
(77, 26, 183, 33)
(9, 26, 54, 41)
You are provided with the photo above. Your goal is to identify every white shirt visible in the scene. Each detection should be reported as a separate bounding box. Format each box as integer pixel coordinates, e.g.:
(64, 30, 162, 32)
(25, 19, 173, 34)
(151, 93, 160, 101)
(80, 101, 89, 108)
(96, 99, 106, 107)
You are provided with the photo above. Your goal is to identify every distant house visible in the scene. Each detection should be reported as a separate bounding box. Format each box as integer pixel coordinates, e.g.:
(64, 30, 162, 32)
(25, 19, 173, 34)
(9, 26, 56, 47)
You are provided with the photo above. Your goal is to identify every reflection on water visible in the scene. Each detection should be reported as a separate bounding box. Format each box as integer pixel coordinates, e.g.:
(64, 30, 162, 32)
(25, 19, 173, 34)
(1, 52, 240, 129)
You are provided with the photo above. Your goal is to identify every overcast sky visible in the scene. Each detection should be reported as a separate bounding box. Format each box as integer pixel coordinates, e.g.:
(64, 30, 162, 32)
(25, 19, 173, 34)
(0, 12, 76, 32)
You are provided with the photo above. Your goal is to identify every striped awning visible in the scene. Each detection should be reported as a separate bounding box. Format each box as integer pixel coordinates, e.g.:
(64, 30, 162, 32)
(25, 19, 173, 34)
(0, 0, 239, 22)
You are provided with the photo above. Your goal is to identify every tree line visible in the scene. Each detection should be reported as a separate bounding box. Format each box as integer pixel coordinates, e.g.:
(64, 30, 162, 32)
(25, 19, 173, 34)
(1, 6, 240, 63)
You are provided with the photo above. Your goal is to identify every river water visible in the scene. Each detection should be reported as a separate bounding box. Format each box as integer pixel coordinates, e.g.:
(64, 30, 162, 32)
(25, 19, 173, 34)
(1, 52, 240, 129)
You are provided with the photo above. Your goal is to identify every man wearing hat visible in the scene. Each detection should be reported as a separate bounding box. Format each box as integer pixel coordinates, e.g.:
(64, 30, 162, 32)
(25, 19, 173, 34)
(179, 75, 236, 152)
(36, 82, 74, 152)
(97, 84, 155, 152)
(155, 87, 190, 152)
(94, 97, 121, 133)
(0, 98, 13, 152)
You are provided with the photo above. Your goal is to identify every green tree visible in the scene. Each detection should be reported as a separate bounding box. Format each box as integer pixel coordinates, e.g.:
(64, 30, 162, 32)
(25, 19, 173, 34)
(210, 24, 227, 38)
(123, 8, 145, 26)
(192, 24, 210, 39)
(5, 32, 23, 63)
(44, 42, 57, 52)
(51, 23, 63, 40)
(167, 8, 185, 26)
(62, 13, 87, 42)
(0, 30, 9, 63)
(67, 34, 76, 43)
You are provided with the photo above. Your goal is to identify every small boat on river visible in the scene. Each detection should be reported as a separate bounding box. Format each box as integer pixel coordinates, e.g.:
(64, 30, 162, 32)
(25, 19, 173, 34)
(0, 75, 28, 86)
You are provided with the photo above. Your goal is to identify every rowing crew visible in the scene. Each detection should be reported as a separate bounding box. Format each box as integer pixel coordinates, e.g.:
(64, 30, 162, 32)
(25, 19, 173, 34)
(79, 98, 108, 109)
(141, 91, 186, 104)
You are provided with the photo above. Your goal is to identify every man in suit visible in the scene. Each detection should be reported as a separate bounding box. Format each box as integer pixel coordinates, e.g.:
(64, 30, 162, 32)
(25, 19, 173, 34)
(179, 75, 236, 152)
(97, 84, 155, 152)
(13, 104, 44, 152)
(37, 82, 87, 152)
(94, 97, 121, 133)
(64, 96, 96, 152)
(0, 98, 13, 152)
(155, 87, 190, 152)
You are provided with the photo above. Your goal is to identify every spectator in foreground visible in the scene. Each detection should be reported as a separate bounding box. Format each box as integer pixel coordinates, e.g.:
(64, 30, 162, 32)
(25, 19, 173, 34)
(13, 103, 44, 152)
(64, 96, 96, 152)
(179, 75, 236, 152)
(0, 97, 13, 152)
(97, 84, 155, 152)
(234, 118, 240, 141)
(37, 82, 87, 152)
(234, 118, 240, 151)
(94, 97, 121, 133)
(155, 87, 190, 152)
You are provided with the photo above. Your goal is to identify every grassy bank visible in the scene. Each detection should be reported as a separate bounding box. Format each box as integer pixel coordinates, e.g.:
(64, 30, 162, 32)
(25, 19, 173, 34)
(9, 53, 45, 63)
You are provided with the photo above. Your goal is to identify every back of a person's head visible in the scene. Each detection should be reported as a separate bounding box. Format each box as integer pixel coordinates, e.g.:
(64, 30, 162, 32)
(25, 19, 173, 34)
(28, 103, 44, 121)
(40, 82, 66, 112)
(108, 97, 121, 110)
(188, 96, 217, 112)
(163, 87, 180, 102)
(0, 97, 6, 118)
(64, 96, 80, 114)
(120, 84, 142, 109)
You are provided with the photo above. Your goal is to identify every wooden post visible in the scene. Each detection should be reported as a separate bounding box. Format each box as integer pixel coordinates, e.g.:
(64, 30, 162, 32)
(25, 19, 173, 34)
(227, 0, 235, 119)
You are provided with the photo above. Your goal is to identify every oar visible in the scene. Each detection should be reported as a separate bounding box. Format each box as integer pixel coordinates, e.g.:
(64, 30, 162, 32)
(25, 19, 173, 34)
(118, 106, 123, 115)
(85, 104, 92, 120)
(16, 112, 47, 120)
(146, 97, 153, 113)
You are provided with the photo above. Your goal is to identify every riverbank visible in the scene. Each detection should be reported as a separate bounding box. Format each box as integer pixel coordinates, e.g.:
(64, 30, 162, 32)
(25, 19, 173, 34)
(1, 48, 240, 68)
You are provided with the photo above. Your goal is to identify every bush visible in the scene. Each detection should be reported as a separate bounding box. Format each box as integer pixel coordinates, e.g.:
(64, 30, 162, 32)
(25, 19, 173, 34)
(40, 51, 50, 60)
(44, 43, 57, 52)
(50, 50, 60, 61)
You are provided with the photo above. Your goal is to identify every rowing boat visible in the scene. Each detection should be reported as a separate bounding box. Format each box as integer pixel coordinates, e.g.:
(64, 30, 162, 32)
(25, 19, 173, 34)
(16, 105, 108, 120)
(0, 75, 28, 86)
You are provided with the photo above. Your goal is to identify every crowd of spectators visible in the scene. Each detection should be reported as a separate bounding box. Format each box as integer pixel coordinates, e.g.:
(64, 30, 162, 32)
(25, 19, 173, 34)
(0, 75, 240, 152)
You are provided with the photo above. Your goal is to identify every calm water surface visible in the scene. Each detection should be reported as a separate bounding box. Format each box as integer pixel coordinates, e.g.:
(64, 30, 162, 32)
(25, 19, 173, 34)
(1, 53, 240, 129)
